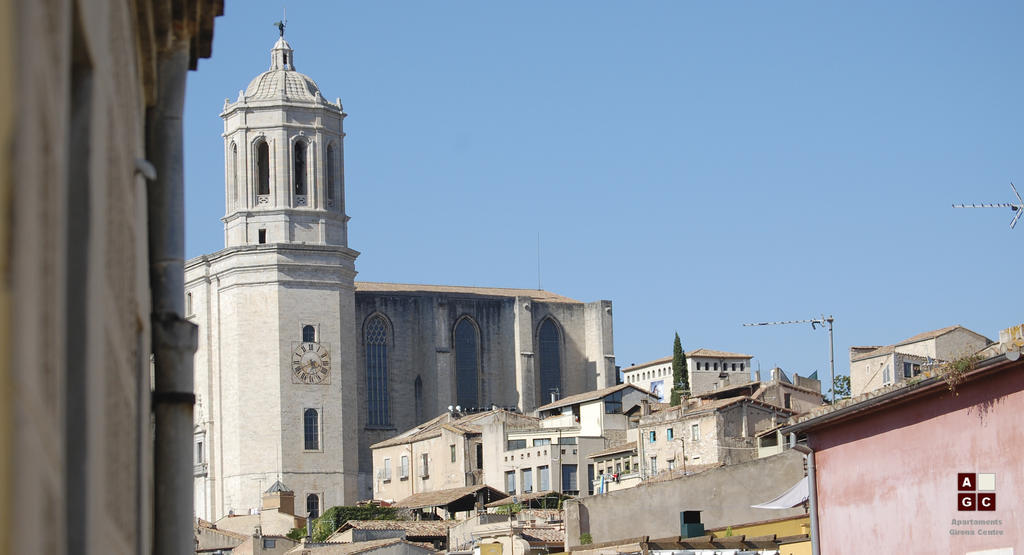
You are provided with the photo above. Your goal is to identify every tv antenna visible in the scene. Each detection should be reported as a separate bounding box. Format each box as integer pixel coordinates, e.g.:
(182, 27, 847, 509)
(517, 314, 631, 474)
(952, 182, 1023, 229)
(743, 315, 836, 403)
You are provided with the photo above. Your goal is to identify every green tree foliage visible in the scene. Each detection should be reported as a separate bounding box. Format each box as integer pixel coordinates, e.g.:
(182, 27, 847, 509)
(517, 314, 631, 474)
(579, 533, 593, 545)
(670, 332, 689, 406)
(829, 375, 851, 402)
(307, 505, 398, 542)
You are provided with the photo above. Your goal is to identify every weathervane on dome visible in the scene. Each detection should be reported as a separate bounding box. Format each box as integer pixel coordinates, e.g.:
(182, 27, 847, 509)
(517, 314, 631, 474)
(273, 8, 287, 38)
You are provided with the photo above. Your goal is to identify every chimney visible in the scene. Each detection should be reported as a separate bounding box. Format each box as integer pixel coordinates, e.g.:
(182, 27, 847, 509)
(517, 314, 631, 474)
(641, 399, 651, 416)
(262, 481, 295, 515)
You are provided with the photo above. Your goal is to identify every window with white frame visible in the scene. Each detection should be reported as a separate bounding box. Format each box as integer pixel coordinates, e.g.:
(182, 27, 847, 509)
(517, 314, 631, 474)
(400, 455, 409, 479)
(690, 423, 700, 441)
(420, 453, 429, 478)
(382, 457, 392, 481)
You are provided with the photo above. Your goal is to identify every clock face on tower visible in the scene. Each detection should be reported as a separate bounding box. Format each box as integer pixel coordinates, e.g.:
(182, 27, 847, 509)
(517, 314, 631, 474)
(291, 342, 331, 384)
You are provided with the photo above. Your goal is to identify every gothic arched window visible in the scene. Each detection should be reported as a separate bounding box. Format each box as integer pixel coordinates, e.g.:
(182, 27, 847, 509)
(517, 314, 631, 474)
(302, 325, 316, 343)
(365, 316, 390, 427)
(293, 140, 307, 196)
(306, 494, 320, 519)
(326, 143, 337, 206)
(303, 408, 319, 450)
(538, 318, 562, 402)
(454, 318, 480, 409)
(255, 140, 270, 196)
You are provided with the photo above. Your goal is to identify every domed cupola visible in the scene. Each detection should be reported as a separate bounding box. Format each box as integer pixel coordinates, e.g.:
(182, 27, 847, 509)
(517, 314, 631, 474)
(243, 37, 324, 103)
(220, 26, 349, 249)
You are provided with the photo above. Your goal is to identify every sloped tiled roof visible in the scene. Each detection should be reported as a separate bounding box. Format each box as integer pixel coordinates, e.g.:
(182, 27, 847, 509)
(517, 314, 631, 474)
(284, 537, 437, 554)
(587, 442, 637, 459)
(851, 325, 992, 362)
(622, 356, 673, 372)
(214, 508, 304, 537)
(520, 527, 565, 545)
(265, 480, 292, 493)
(333, 520, 453, 538)
(392, 484, 507, 509)
(688, 348, 753, 359)
(355, 282, 580, 303)
(371, 409, 530, 449)
(536, 383, 655, 412)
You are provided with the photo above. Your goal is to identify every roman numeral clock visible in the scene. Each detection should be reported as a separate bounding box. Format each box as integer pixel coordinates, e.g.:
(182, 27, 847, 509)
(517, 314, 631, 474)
(292, 341, 331, 384)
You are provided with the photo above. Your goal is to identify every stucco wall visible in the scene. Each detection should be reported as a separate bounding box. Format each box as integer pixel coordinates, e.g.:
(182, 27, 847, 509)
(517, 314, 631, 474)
(564, 450, 806, 547)
(809, 360, 1024, 554)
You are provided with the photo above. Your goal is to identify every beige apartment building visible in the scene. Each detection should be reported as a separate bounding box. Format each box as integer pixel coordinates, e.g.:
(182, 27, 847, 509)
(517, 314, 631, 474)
(371, 409, 536, 502)
(635, 396, 795, 477)
(849, 325, 991, 396)
(481, 384, 659, 497)
(623, 348, 755, 400)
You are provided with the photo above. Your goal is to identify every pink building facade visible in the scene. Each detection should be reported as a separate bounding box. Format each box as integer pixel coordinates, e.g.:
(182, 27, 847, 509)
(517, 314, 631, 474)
(786, 354, 1024, 554)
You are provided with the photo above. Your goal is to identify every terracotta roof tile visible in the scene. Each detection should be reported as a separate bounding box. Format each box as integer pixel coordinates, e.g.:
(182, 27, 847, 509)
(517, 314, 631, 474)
(536, 383, 655, 412)
(355, 282, 580, 303)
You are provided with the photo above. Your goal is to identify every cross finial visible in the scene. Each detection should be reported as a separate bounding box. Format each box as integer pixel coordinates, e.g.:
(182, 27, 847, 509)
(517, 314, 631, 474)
(274, 8, 287, 37)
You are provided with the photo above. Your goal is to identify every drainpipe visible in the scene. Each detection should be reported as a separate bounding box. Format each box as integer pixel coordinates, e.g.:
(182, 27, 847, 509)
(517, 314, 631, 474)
(790, 436, 820, 555)
(147, 40, 199, 555)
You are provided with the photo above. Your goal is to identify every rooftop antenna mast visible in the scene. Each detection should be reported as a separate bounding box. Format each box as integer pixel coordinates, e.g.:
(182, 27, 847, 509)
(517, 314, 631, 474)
(952, 182, 1024, 229)
(743, 315, 836, 403)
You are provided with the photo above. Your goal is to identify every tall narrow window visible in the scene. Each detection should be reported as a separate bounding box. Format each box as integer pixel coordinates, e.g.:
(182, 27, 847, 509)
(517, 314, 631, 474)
(304, 408, 319, 450)
(414, 376, 423, 424)
(302, 325, 316, 343)
(454, 318, 480, 409)
(326, 143, 336, 206)
(231, 143, 238, 204)
(365, 316, 390, 427)
(538, 319, 562, 402)
(256, 140, 270, 196)
(293, 141, 307, 196)
(306, 494, 320, 519)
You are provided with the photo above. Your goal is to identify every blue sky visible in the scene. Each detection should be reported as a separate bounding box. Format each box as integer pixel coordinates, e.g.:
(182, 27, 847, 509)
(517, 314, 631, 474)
(184, 1, 1024, 386)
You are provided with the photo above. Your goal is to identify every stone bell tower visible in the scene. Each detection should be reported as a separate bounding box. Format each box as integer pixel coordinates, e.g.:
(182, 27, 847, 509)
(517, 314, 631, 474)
(221, 33, 349, 247)
(188, 28, 360, 522)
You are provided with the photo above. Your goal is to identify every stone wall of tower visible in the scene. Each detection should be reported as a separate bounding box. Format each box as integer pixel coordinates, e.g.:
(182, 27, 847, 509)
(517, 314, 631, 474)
(188, 243, 360, 518)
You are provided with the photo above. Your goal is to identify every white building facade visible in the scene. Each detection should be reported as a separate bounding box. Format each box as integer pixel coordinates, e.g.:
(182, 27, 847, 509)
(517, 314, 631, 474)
(623, 348, 754, 400)
(188, 33, 616, 521)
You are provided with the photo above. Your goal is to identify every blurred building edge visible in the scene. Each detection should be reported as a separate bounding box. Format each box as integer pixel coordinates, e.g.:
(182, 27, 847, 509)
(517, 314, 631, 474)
(0, 1, 222, 555)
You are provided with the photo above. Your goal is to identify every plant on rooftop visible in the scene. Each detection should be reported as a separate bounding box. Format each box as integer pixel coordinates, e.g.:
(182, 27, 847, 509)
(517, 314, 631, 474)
(939, 352, 981, 395)
(493, 502, 523, 515)
(579, 533, 593, 545)
(670, 332, 689, 406)
(310, 505, 398, 542)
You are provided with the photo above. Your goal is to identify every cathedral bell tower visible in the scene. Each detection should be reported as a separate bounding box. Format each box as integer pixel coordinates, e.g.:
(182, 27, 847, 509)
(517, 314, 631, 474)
(188, 28, 361, 521)
(221, 34, 348, 247)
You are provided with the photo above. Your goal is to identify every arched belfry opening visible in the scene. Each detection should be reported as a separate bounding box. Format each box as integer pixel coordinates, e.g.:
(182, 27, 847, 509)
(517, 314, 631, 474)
(255, 140, 270, 197)
(293, 140, 307, 197)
